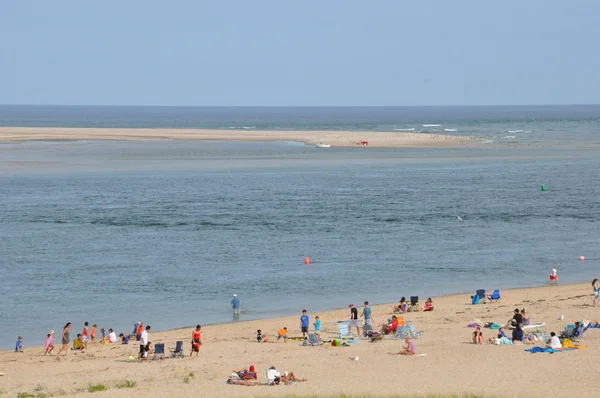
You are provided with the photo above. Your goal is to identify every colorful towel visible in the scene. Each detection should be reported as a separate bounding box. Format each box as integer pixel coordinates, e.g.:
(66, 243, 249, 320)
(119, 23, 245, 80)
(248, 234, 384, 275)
(467, 323, 481, 329)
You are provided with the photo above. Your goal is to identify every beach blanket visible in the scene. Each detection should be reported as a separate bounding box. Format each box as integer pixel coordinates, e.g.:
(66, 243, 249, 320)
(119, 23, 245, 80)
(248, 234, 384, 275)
(525, 347, 562, 353)
(467, 323, 481, 329)
(562, 339, 588, 349)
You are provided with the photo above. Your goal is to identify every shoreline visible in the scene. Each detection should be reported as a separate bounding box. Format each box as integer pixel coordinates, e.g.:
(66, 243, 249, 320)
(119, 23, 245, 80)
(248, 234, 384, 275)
(0, 127, 479, 148)
(3, 281, 599, 397)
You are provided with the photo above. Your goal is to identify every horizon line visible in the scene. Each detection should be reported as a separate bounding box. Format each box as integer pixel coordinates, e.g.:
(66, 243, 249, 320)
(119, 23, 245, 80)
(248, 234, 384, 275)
(1, 103, 600, 108)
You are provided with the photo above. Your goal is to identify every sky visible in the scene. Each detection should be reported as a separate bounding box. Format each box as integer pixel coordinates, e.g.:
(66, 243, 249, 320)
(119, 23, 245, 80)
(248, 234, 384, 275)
(1, 0, 599, 106)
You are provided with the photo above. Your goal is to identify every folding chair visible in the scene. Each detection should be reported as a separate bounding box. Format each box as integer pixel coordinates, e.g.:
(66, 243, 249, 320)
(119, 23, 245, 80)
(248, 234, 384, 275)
(408, 296, 419, 312)
(153, 343, 165, 360)
(476, 289, 486, 302)
(487, 290, 501, 302)
(407, 323, 423, 339)
(169, 341, 184, 358)
(307, 333, 322, 346)
(338, 323, 352, 339)
(392, 326, 411, 340)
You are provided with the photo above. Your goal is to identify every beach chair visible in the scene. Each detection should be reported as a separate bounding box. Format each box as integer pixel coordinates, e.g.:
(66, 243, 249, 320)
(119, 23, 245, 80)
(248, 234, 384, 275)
(561, 325, 575, 340)
(153, 343, 165, 360)
(338, 323, 352, 339)
(362, 324, 373, 337)
(476, 289, 486, 302)
(307, 333, 322, 346)
(407, 323, 423, 339)
(488, 290, 501, 302)
(169, 341, 184, 358)
(408, 296, 419, 312)
(392, 326, 411, 340)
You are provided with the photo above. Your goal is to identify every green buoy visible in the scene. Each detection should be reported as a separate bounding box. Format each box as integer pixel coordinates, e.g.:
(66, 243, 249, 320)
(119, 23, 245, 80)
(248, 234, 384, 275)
(541, 185, 547, 191)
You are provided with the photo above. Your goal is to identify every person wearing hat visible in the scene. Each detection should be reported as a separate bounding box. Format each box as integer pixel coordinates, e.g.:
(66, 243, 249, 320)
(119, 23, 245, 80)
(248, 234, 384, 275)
(231, 294, 240, 316)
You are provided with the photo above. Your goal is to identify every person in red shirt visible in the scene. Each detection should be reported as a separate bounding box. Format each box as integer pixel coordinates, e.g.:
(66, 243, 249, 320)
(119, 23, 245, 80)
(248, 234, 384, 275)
(190, 325, 202, 358)
(382, 315, 399, 334)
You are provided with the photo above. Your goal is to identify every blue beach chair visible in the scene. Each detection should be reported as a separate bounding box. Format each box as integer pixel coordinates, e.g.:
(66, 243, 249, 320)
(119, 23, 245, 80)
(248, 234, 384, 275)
(407, 323, 423, 339)
(153, 343, 165, 360)
(169, 341, 184, 358)
(338, 323, 352, 339)
(488, 290, 501, 302)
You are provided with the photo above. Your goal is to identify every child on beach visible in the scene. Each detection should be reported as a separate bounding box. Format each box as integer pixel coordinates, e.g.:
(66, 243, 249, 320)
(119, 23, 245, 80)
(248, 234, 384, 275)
(550, 266, 558, 285)
(73, 334, 84, 351)
(15, 336, 24, 352)
(593, 279, 600, 307)
(314, 316, 321, 333)
(119, 333, 129, 344)
(44, 331, 54, 355)
(300, 310, 309, 339)
(277, 327, 288, 342)
(82, 322, 89, 350)
(256, 329, 269, 343)
(90, 324, 97, 344)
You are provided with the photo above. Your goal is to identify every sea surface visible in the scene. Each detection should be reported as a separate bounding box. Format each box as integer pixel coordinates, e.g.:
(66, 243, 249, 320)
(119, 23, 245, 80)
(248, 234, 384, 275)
(1, 105, 600, 349)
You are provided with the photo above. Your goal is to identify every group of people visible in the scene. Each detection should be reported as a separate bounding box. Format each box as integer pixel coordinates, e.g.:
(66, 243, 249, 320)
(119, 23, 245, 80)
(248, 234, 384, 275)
(226, 365, 307, 386)
(392, 297, 434, 313)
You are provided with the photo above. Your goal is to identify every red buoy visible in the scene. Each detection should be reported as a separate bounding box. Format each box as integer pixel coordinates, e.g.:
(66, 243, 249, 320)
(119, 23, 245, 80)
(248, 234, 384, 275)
(304, 257, 310, 265)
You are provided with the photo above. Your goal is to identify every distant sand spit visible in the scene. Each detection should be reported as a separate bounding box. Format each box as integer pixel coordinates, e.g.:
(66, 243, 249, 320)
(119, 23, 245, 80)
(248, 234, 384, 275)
(0, 127, 478, 148)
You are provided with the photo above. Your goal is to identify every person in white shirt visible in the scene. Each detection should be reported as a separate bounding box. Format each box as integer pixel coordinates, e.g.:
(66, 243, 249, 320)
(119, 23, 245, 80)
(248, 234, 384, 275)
(266, 366, 281, 384)
(107, 329, 118, 343)
(138, 325, 151, 362)
(549, 266, 558, 285)
(546, 332, 562, 349)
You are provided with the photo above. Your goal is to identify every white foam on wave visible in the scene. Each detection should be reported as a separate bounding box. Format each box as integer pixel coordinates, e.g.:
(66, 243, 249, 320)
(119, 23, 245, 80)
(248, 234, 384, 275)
(504, 135, 517, 139)
(444, 128, 457, 132)
(242, 126, 256, 129)
(480, 139, 494, 144)
(422, 124, 441, 127)
(394, 128, 416, 131)
(508, 130, 525, 133)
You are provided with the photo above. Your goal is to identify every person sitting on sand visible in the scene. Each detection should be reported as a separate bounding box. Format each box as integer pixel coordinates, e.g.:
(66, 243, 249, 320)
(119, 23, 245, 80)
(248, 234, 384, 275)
(395, 338, 417, 355)
(233, 365, 258, 380)
(521, 308, 530, 326)
(546, 332, 562, 349)
(393, 297, 408, 314)
(507, 308, 523, 328)
(107, 329, 118, 343)
(472, 327, 483, 344)
(99, 328, 107, 343)
(511, 324, 524, 343)
(277, 327, 288, 342)
(119, 333, 129, 344)
(280, 370, 307, 383)
(421, 298, 434, 312)
(256, 329, 269, 343)
(143, 342, 153, 362)
(73, 334, 84, 351)
(382, 315, 399, 334)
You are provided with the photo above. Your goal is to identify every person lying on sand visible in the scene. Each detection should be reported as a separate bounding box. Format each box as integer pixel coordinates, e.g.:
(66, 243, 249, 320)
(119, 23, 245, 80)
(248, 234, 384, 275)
(233, 365, 258, 380)
(266, 366, 307, 384)
(226, 377, 260, 386)
(395, 338, 416, 355)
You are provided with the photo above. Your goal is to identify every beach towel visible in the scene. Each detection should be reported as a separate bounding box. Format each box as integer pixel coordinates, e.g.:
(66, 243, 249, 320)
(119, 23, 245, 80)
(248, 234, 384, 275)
(486, 322, 500, 330)
(525, 347, 572, 353)
(467, 323, 481, 328)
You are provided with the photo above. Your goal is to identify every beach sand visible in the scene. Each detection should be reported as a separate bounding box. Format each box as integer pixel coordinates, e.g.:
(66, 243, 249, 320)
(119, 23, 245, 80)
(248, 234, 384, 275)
(1, 282, 598, 397)
(0, 127, 477, 147)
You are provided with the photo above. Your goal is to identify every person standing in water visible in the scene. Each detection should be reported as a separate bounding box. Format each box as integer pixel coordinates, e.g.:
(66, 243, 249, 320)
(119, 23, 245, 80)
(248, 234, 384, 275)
(231, 294, 240, 316)
(549, 266, 558, 285)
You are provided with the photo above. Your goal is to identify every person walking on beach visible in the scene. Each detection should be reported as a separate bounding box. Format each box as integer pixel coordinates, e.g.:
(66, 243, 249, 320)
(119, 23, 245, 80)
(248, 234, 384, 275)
(349, 304, 360, 336)
(56, 322, 71, 360)
(300, 309, 309, 339)
(190, 325, 202, 358)
(82, 322, 89, 350)
(138, 325, 151, 362)
(231, 294, 240, 316)
(361, 301, 374, 328)
(549, 266, 558, 285)
(90, 324, 97, 344)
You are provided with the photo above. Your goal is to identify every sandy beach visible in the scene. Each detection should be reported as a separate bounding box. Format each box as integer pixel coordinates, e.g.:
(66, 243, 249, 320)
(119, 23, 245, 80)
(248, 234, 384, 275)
(1, 282, 598, 397)
(0, 127, 477, 147)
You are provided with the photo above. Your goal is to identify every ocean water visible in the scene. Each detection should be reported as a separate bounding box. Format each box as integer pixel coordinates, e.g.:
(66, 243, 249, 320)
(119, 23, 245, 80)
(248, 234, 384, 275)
(1, 106, 600, 349)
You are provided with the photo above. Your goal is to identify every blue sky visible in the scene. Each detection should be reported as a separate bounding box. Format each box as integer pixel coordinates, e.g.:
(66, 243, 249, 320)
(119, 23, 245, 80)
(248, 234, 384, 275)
(2, 0, 599, 106)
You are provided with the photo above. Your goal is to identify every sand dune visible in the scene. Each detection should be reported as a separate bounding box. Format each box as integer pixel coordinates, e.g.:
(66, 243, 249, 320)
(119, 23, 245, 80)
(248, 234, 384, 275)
(0, 127, 478, 148)
(1, 282, 598, 397)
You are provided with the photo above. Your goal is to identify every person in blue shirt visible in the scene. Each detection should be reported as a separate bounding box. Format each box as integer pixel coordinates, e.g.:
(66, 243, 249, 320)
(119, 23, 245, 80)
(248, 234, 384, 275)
(361, 301, 374, 329)
(15, 336, 24, 352)
(231, 294, 240, 316)
(314, 316, 321, 333)
(300, 309, 309, 338)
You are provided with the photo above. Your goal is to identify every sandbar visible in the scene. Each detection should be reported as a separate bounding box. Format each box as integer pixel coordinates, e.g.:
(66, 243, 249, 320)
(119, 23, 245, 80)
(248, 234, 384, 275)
(0, 127, 478, 148)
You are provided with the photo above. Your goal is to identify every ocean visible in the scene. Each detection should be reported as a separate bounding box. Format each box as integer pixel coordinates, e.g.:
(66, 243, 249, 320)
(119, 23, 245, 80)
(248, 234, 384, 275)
(1, 105, 600, 349)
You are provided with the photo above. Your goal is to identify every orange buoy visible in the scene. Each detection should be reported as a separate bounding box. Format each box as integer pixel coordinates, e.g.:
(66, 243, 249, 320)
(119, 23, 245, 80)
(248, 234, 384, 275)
(304, 257, 310, 265)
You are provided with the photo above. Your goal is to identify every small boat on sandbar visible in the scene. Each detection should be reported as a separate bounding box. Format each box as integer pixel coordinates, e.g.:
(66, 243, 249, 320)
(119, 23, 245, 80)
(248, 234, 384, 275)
(316, 143, 331, 148)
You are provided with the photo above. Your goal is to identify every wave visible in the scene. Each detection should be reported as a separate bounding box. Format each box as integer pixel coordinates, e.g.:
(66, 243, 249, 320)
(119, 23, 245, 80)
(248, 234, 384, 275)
(422, 124, 441, 127)
(444, 128, 457, 132)
(394, 128, 415, 131)
(504, 135, 517, 139)
(508, 130, 524, 133)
